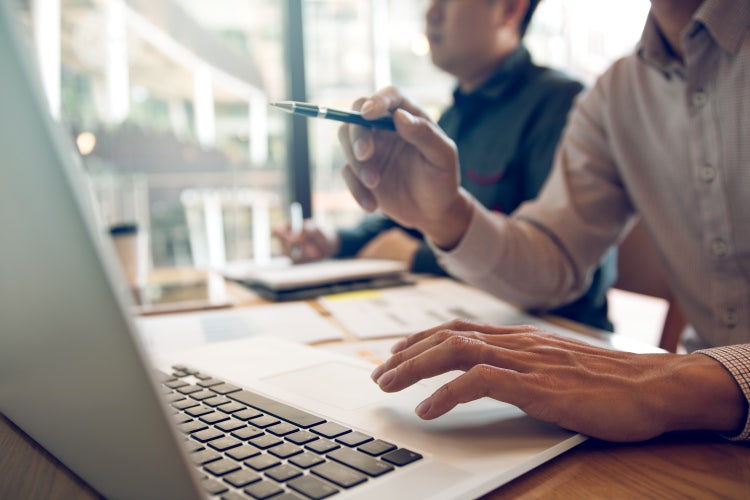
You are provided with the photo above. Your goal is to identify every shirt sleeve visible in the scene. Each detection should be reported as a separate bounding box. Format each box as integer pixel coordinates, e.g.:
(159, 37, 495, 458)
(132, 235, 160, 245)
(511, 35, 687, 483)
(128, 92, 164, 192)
(694, 344, 750, 441)
(432, 73, 633, 310)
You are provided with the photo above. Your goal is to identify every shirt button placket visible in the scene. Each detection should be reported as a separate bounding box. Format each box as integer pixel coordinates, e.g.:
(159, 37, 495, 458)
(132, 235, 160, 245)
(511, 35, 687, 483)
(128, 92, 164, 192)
(699, 164, 716, 183)
(692, 90, 707, 108)
(711, 239, 728, 259)
(722, 308, 738, 328)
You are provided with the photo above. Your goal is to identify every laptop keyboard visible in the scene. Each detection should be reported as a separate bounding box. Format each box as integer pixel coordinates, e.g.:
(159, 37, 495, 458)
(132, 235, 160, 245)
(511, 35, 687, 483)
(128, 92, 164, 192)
(159, 365, 423, 499)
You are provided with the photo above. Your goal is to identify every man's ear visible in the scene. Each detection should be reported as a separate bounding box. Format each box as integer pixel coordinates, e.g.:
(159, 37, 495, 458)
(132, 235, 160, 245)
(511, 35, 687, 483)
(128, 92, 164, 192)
(493, 0, 529, 32)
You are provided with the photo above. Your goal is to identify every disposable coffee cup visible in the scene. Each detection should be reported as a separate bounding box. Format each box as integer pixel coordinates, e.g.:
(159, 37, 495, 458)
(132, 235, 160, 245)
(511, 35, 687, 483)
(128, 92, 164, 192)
(109, 222, 148, 286)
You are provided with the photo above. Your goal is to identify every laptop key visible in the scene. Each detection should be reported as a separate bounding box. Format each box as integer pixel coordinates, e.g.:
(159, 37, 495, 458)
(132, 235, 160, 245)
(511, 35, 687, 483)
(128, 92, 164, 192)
(217, 419, 246, 433)
(274, 494, 306, 500)
(191, 389, 218, 401)
(233, 408, 263, 421)
(208, 436, 242, 452)
(305, 439, 339, 454)
(192, 449, 222, 465)
(264, 463, 302, 482)
(183, 440, 204, 453)
(204, 395, 232, 407)
(249, 434, 283, 450)
(285, 430, 318, 445)
(205, 458, 241, 477)
(186, 405, 213, 418)
(229, 390, 325, 428)
(201, 477, 228, 495)
(165, 392, 186, 403)
(328, 447, 394, 477)
(243, 480, 283, 499)
(226, 445, 261, 461)
(245, 454, 281, 471)
(268, 442, 303, 459)
(224, 468, 262, 488)
(165, 379, 188, 389)
(197, 377, 226, 387)
(179, 420, 207, 434)
(173, 399, 200, 410)
(192, 428, 224, 442)
(335, 431, 372, 447)
(311, 461, 367, 488)
(289, 451, 325, 469)
(310, 422, 350, 439)
(250, 415, 280, 428)
(358, 439, 397, 456)
(287, 475, 339, 500)
(232, 425, 264, 440)
(201, 412, 230, 425)
(218, 402, 248, 414)
(382, 448, 423, 466)
(177, 384, 204, 395)
(211, 383, 242, 395)
(267, 422, 298, 436)
(221, 492, 248, 500)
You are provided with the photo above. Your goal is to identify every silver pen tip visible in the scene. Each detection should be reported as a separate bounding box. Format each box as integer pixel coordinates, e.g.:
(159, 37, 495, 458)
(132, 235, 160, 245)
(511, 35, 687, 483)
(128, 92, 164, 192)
(269, 101, 296, 113)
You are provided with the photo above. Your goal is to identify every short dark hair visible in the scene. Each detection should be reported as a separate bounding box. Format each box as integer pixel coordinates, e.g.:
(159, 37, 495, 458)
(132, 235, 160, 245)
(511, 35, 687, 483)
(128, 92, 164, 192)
(519, 0, 542, 38)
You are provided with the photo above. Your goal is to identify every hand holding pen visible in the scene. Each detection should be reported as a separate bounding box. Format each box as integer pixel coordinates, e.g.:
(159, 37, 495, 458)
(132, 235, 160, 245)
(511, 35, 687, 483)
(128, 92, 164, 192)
(336, 88, 472, 251)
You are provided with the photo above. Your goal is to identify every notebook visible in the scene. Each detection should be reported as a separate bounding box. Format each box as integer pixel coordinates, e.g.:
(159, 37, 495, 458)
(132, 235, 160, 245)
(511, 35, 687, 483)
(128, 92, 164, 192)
(0, 4, 657, 499)
(222, 259, 412, 302)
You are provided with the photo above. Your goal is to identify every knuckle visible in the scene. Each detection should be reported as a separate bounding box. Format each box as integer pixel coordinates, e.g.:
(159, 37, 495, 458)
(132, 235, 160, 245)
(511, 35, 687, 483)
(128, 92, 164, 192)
(467, 364, 495, 395)
(449, 318, 473, 330)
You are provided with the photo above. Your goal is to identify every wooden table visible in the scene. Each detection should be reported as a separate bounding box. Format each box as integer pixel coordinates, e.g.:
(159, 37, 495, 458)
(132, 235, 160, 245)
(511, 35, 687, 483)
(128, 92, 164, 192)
(3, 271, 749, 498)
(2, 413, 748, 499)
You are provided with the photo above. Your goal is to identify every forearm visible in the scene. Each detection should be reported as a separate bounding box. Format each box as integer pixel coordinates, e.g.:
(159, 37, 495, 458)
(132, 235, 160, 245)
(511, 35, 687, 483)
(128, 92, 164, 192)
(430, 196, 585, 310)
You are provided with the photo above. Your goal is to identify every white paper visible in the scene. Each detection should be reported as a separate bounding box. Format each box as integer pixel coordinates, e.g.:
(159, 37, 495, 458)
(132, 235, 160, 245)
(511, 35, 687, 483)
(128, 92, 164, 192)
(135, 302, 343, 355)
(319, 279, 525, 338)
(319, 278, 662, 354)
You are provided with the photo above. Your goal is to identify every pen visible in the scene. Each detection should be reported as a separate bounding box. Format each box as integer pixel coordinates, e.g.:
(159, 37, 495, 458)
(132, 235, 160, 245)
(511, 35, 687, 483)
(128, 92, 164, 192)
(290, 201, 303, 236)
(289, 201, 303, 261)
(270, 101, 396, 131)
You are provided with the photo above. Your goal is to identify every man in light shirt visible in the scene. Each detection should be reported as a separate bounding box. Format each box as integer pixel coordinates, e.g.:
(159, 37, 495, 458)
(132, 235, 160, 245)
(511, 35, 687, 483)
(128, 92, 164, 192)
(337, 0, 750, 442)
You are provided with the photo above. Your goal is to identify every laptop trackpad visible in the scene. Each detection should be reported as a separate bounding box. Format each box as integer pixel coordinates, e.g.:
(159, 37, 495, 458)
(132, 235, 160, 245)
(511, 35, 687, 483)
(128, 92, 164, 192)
(263, 361, 390, 410)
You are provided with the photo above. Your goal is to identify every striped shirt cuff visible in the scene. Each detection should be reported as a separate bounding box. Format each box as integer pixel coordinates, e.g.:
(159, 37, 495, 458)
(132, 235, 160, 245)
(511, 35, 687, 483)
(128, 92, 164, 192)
(694, 344, 750, 441)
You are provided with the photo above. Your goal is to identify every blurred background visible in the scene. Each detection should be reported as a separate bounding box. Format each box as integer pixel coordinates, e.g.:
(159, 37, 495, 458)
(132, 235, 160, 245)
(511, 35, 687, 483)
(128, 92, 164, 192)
(14, 0, 650, 271)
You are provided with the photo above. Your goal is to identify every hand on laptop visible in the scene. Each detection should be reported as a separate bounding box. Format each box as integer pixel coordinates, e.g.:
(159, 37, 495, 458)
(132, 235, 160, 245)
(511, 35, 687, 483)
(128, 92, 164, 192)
(370, 319, 746, 442)
(273, 220, 340, 263)
(338, 87, 473, 251)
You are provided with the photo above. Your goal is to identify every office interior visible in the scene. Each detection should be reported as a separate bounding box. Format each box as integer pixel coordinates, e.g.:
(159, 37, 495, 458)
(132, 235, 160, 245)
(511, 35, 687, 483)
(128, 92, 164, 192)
(15, 0, 659, 340)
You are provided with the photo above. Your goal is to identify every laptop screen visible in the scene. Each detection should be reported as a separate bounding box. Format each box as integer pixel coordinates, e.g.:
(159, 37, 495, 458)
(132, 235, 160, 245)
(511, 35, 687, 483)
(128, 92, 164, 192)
(0, 3, 202, 498)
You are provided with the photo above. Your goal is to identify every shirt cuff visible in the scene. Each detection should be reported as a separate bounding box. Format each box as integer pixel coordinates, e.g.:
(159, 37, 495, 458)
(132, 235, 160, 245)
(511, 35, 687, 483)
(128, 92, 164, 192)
(428, 197, 506, 281)
(694, 344, 750, 441)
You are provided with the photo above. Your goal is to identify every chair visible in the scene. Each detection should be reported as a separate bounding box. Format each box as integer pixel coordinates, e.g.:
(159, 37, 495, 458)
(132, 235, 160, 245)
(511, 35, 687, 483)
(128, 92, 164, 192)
(614, 219, 686, 352)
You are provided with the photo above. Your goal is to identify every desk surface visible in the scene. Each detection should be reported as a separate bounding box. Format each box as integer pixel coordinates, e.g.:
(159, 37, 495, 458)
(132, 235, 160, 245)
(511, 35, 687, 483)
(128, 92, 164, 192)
(2, 413, 749, 499)
(3, 271, 749, 498)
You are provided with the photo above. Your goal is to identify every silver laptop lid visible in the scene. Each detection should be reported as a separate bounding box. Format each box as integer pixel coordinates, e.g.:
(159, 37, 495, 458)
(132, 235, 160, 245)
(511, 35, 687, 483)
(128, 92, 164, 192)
(0, 3, 201, 498)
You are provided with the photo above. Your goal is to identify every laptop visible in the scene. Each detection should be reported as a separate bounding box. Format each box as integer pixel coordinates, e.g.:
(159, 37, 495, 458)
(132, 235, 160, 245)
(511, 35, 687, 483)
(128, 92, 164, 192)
(0, 4, 656, 499)
(223, 258, 412, 302)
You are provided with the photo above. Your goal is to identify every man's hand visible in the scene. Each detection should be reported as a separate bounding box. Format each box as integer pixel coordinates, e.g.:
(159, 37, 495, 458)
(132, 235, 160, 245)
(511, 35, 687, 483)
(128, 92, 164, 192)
(370, 319, 747, 442)
(272, 220, 340, 263)
(338, 87, 473, 250)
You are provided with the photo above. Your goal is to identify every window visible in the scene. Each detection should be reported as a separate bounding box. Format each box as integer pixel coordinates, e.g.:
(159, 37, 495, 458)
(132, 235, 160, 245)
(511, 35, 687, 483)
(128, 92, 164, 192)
(18, 0, 650, 271)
